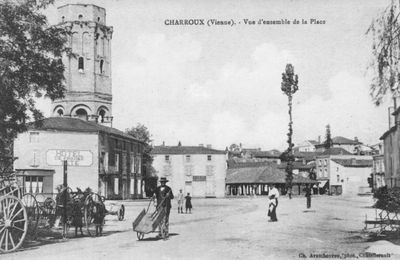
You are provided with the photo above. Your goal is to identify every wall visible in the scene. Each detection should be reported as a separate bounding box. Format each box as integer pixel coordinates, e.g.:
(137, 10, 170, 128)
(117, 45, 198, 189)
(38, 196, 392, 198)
(14, 131, 99, 193)
(153, 153, 227, 198)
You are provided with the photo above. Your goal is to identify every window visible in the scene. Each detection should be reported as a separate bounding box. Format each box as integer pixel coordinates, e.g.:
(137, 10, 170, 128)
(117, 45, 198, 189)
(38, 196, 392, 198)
(115, 153, 120, 172)
(337, 175, 340, 182)
(185, 155, 191, 162)
(57, 109, 64, 116)
(100, 59, 104, 74)
(318, 160, 322, 166)
(319, 168, 322, 178)
(165, 155, 170, 162)
(61, 16, 65, 23)
(193, 176, 206, 182)
(206, 165, 215, 176)
(163, 165, 172, 176)
(24, 176, 43, 194)
(30, 150, 40, 167)
(78, 57, 84, 72)
(324, 159, 328, 166)
(29, 132, 39, 143)
(99, 109, 105, 123)
(185, 165, 193, 176)
(97, 17, 101, 22)
(78, 14, 83, 20)
(324, 168, 328, 178)
(207, 155, 212, 161)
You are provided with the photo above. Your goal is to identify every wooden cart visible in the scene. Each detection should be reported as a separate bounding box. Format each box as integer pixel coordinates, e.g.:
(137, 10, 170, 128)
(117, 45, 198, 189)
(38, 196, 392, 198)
(132, 199, 167, 240)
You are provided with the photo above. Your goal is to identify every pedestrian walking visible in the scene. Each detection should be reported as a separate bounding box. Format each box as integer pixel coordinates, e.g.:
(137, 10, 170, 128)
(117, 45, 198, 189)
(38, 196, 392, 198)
(185, 193, 192, 213)
(305, 185, 312, 209)
(153, 177, 174, 238)
(268, 184, 279, 222)
(177, 189, 184, 213)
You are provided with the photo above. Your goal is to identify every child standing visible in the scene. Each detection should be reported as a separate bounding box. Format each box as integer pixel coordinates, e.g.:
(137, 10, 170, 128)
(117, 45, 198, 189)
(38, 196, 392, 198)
(185, 193, 192, 214)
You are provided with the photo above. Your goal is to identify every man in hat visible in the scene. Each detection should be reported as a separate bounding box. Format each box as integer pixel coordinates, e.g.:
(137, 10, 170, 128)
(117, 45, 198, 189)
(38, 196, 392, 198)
(153, 177, 174, 238)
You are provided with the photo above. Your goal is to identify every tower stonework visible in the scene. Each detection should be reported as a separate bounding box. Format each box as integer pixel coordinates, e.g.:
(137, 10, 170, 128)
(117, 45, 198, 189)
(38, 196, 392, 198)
(52, 4, 113, 126)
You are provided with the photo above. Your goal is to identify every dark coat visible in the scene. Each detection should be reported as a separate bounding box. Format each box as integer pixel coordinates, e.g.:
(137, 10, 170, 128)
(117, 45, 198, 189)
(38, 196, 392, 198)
(154, 185, 174, 209)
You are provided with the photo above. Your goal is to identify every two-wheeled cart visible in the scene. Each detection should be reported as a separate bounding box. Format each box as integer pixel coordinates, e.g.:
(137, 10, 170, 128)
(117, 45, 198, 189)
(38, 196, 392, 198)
(132, 198, 167, 240)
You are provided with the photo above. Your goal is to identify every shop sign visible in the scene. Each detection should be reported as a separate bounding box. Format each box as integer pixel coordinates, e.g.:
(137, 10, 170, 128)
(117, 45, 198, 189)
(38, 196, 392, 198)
(47, 149, 93, 166)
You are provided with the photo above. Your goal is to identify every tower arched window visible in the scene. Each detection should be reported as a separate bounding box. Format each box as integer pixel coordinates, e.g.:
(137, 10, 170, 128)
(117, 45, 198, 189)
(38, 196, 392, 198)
(57, 109, 64, 116)
(100, 59, 104, 74)
(99, 109, 106, 123)
(78, 57, 84, 72)
(75, 108, 88, 120)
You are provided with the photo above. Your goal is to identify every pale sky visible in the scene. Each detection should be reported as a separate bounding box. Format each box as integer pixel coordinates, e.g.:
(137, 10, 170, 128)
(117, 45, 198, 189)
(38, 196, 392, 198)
(37, 0, 392, 150)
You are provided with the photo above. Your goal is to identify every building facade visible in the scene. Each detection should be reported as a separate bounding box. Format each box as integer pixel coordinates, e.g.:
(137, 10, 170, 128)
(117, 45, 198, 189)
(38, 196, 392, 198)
(315, 155, 373, 196)
(52, 4, 113, 126)
(13, 118, 145, 199)
(152, 145, 227, 198)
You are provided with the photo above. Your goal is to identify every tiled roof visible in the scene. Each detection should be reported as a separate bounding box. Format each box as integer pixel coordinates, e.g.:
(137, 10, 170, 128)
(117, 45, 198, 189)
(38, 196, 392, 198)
(308, 140, 320, 145)
(380, 125, 396, 140)
(331, 159, 373, 168)
(226, 165, 317, 184)
(293, 151, 321, 160)
(251, 150, 280, 158)
(152, 146, 226, 155)
(321, 147, 352, 156)
(278, 161, 315, 170)
(28, 117, 143, 143)
(316, 136, 361, 147)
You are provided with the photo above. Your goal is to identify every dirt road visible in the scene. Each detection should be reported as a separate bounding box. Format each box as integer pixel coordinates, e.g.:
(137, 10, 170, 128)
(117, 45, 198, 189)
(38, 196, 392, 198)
(3, 195, 395, 260)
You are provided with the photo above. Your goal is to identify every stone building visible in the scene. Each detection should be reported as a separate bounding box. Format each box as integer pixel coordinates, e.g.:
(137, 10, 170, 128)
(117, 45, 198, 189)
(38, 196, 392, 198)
(315, 154, 372, 195)
(152, 144, 227, 198)
(13, 4, 145, 199)
(52, 4, 113, 126)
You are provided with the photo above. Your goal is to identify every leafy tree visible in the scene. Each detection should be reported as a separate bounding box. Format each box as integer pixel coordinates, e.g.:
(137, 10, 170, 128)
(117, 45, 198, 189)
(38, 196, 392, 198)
(0, 0, 69, 174)
(367, 0, 400, 105)
(126, 123, 153, 172)
(324, 124, 333, 149)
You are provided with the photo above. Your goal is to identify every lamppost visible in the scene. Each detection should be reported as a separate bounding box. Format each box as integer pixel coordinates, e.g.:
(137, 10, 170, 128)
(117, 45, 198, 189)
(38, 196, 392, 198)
(281, 64, 299, 199)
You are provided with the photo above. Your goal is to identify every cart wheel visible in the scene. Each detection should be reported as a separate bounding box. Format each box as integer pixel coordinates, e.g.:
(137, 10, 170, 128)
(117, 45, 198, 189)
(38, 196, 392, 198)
(21, 193, 39, 238)
(0, 195, 28, 253)
(118, 204, 125, 221)
(136, 232, 144, 240)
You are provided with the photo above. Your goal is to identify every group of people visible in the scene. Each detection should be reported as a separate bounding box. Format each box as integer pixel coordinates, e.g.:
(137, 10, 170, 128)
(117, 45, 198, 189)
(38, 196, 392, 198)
(177, 189, 192, 214)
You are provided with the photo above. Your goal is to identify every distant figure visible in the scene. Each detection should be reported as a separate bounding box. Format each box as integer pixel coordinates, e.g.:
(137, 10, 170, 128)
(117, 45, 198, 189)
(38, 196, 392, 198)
(268, 184, 279, 222)
(177, 189, 184, 213)
(93, 201, 106, 236)
(305, 186, 312, 209)
(185, 193, 192, 213)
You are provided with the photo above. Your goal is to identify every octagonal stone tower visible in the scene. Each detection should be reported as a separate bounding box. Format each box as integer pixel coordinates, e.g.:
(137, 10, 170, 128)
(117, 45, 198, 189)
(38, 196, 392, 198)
(51, 4, 114, 126)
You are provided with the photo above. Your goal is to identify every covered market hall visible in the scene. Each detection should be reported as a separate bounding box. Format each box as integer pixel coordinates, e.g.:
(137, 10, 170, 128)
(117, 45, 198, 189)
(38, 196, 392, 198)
(225, 164, 318, 196)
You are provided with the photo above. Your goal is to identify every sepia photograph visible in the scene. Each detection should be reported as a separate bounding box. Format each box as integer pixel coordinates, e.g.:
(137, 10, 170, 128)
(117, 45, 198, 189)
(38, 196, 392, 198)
(1, 0, 400, 259)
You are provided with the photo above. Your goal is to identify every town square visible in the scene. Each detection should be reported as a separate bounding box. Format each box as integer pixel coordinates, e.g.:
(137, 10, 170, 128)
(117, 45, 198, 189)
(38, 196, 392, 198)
(2, 0, 400, 259)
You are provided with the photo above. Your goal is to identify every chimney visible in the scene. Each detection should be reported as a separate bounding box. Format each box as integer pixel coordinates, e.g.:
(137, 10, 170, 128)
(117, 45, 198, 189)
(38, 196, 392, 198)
(178, 141, 182, 147)
(206, 144, 212, 149)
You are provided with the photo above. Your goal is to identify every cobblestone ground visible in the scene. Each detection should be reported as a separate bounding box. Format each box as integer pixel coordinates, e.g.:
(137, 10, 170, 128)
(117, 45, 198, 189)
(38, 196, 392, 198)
(3, 195, 398, 260)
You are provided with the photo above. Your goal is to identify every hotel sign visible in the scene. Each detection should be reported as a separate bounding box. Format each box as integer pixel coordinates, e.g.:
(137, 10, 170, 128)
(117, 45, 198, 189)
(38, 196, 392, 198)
(47, 149, 93, 167)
